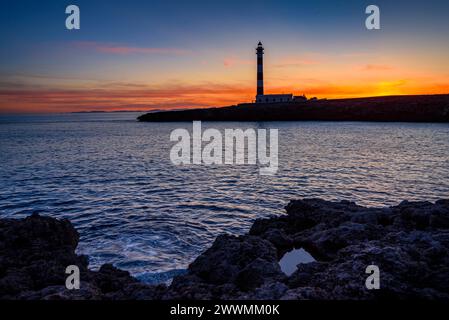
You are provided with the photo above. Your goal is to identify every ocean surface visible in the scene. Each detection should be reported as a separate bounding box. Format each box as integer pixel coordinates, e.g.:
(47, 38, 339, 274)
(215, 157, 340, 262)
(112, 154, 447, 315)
(1, 112, 448, 283)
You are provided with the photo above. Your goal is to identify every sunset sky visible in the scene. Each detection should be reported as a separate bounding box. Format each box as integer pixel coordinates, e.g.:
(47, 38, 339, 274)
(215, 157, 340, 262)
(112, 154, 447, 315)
(1, 0, 448, 113)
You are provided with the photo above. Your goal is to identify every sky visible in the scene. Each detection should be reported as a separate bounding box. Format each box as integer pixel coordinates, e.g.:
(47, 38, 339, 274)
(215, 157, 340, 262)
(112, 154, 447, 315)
(0, 0, 448, 113)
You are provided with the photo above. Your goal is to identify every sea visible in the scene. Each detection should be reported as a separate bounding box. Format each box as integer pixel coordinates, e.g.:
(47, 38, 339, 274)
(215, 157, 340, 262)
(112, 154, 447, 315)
(1, 112, 448, 283)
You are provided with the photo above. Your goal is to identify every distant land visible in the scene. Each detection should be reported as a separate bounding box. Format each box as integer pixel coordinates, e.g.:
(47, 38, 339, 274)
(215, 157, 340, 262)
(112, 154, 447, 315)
(138, 94, 449, 123)
(71, 110, 146, 114)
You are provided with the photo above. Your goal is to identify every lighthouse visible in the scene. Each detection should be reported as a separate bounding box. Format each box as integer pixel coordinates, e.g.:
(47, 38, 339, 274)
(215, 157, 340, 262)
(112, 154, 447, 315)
(255, 42, 294, 104)
(256, 41, 264, 96)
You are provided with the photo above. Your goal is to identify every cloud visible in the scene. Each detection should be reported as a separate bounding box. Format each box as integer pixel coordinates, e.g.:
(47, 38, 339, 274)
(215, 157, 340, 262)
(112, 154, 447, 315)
(274, 56, 321, 68)
(73, 41, 191, 55)
(223, 56, 254, 67)
(363, 64, 394, 71)
(0, 81, 254, 113)
(1, 74, 448, 113)
(223, 54, 319, 68)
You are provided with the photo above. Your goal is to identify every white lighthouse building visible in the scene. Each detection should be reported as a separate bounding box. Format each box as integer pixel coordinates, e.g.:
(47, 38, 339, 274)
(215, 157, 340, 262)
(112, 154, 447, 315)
(255, 42, 293, 104)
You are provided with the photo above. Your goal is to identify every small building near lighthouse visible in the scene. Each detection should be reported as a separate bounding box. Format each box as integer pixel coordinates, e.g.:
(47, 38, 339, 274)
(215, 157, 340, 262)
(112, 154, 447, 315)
(255, 41, 294, 104)
(256, 94, 293, 103)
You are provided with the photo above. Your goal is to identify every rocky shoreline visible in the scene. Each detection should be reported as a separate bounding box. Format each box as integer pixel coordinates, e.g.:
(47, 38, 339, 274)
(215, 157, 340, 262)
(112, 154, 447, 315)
(137, 94, 449, 122)
(1, 198, 449, 300)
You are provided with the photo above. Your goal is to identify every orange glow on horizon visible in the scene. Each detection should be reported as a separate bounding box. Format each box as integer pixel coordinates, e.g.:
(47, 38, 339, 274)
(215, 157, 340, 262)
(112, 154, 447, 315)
(2, 49, 449, 113)
(1, 80, 449, 113)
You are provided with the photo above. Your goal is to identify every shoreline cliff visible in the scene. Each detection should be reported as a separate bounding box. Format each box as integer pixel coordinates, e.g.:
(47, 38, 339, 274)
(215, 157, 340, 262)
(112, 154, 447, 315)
(1, 198, 449, 300)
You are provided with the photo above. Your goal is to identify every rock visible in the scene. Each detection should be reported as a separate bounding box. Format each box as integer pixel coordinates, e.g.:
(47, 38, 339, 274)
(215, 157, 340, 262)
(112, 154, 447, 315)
(18, 283, 102, 300)
(0, 214, 88, 299)
(281, 287, 330, 300)
(235, 258, 284, 291)
(239, 282, 289, 300)
(430, 210, 449, 229)
(0, 214, 163, 300)
(187, 234, 278, 285)
(251, 227, 293, 252)
(1, 198, 449, 300)
(167, 198, 449, 299)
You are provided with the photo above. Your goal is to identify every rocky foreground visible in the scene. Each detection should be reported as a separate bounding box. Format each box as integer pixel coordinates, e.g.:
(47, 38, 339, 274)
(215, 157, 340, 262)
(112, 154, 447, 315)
(1, 199, 449, 300)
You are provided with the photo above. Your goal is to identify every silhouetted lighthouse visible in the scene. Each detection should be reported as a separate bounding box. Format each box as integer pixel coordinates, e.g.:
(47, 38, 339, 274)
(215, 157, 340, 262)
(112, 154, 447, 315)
(256, 41, 264, 96)
(254, 42, 294, 104)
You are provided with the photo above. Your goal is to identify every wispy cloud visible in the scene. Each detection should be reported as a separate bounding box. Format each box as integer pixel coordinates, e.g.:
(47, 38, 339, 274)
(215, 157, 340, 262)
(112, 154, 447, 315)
(274, 55, 321, 68)
(2, 73, 448, 113)
(363, 64, 394, 71)
(223, 56, 254, 67)
(0, 81, 254, 113)
(73, 41, 191, 55)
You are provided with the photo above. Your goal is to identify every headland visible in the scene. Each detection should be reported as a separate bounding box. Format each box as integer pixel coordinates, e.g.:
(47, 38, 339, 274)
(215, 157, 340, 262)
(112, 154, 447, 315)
(138, 94, 449, 122)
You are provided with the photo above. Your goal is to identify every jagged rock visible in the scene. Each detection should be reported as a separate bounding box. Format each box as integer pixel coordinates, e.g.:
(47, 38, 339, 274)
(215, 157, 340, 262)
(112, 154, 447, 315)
(0, 213, 162, 300)
(1, 198, 449, 300)
(187, 234, 278, 285)
(170, 198, 449, 299)
(0, 213, 88, 299)
(238, 282, 289, 300)
(235, 258, 285, 291)
(281, 287, 330, 300)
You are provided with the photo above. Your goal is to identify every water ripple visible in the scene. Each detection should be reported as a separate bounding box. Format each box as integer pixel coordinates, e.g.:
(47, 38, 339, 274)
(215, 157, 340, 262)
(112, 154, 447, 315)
(1, 113, 448, 281)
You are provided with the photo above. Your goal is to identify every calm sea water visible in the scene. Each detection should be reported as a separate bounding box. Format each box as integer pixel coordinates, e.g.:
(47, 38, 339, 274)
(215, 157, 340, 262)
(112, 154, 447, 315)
(1, 112, 448, 282)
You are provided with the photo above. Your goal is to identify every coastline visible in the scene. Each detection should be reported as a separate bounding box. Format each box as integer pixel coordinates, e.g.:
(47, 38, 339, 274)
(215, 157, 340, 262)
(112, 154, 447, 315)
(137, 94, 449, 122)
(1, 198, 448, 300)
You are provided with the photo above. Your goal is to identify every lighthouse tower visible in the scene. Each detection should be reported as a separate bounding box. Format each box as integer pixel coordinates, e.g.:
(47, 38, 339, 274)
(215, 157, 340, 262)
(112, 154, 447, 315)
(256, 41, 264, 97)
(254, 42, 293, 104)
